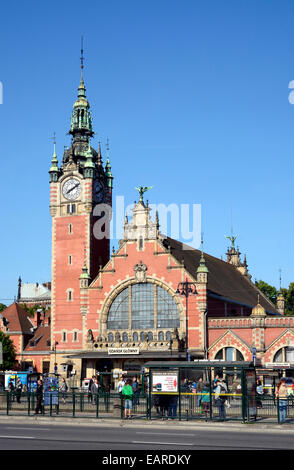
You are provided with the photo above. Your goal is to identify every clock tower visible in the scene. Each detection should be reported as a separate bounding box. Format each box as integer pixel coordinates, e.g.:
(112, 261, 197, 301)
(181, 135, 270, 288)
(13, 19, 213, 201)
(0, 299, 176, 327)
(49, 56, 113, 370)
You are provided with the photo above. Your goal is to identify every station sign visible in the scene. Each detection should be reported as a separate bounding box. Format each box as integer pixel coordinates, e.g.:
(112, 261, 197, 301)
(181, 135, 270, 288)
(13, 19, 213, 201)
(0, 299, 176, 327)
(265, 363, 291, 369)
(108, 347, 139, 355)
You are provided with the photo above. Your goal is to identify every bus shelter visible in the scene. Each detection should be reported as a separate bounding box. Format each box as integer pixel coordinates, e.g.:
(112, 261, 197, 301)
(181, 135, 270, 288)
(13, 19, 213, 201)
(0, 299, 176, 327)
(145, 360, 257, 422)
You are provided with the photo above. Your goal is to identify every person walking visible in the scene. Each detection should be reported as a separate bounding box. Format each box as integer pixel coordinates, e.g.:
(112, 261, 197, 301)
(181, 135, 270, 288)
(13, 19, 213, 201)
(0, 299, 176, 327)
(276, 378, 288, 424)
(34, 379, 43, 415)
(122, 379, 133, 419)
(60, 378, 68, 404)
(215, 379, 227, 421)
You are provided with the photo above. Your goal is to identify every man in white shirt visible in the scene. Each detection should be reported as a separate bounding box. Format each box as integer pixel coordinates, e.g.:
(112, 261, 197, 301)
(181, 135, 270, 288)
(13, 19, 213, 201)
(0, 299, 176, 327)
(117, 376, 125, 395)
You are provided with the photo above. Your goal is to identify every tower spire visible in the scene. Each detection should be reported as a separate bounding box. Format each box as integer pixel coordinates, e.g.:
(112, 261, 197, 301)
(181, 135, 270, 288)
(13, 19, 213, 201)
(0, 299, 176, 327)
(69, 37, 93, 144)
(49, 132, 59, 182)
(80, 35, 84, 84)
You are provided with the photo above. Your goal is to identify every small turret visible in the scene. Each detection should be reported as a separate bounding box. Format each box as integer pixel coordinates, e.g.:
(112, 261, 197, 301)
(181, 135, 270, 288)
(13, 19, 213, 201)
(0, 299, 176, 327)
(49, 134, 60, 182)
(105, 140, 113, 189)
(196, 239, 209, 284)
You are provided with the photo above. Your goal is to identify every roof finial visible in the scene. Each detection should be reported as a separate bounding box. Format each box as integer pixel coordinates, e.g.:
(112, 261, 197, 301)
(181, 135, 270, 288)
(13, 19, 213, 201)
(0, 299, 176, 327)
(80, 35, 84, 82)
(279, 268, 282, 291)
(201, 231, 204, 256)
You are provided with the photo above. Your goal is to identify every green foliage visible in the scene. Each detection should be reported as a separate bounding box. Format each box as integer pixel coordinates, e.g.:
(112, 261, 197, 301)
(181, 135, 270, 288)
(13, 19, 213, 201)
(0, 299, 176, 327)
(282, 282, 294, 316)
(0, 330, 16, 371)
(20, 303, 42, 318)
(255, 280, 294, 316)
(255, 280, 277, 304)
(0, 304, 7, 313)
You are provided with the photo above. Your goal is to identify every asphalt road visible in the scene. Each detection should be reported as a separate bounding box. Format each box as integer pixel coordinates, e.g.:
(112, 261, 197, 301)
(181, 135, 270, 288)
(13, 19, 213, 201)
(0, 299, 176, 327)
(0, 421, 294, 450)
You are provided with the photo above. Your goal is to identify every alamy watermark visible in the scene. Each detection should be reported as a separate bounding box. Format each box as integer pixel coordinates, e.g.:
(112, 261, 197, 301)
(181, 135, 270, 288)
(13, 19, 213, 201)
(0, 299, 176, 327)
(92, 196, 202, 250)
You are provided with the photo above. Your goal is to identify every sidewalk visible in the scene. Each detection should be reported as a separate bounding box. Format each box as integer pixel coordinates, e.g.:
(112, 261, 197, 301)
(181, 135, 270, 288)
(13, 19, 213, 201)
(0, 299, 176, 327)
(0, 414, 294, 434)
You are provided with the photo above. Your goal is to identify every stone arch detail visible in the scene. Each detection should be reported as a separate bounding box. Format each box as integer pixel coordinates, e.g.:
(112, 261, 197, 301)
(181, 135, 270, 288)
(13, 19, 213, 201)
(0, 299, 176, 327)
(209, 331, 251, 361)
(265, 329, 294, 363)
(99, 276, 185, 336)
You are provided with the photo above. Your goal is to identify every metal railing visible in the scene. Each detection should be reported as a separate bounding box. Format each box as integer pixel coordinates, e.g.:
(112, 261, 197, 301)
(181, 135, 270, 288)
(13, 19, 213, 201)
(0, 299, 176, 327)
(1, 391, 294, 424)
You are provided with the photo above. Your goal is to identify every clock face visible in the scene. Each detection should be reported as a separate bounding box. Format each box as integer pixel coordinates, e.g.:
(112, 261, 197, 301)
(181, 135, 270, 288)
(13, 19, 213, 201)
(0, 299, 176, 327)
(94, 181, 104, 203)
(63, 178, 81, 200)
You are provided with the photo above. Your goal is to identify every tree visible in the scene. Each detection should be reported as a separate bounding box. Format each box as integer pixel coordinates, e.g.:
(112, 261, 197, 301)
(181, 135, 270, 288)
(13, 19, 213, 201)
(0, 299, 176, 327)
(0, 304, 7, 313)
(282, 283, 294, 316)
(20, 303, 42, 318)
(255, 280, 294, 316)
(0, 330, 16, 371)
(255, 280, 277, 304)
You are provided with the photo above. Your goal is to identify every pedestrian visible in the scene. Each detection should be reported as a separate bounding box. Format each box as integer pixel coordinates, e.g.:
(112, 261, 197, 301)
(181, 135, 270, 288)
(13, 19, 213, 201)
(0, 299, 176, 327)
(168, 394, 178, 419)
(132, 377, 140, 409)
(153, 394, 161, 415)
(256, 380, 263, 409)
(117, 376, 125, 396)
(60, 377, 68, 404)
(122, 379, 133, 419)
(214, 379, 227, 421)
(276, 378, 288, 423)
(91, 377, 99, 405)
(201, 382, 211, 421)
(196, 377, 204, 407)
(15, 378, 22, 404)
(34, 379, 43, 415)
(159, 394, 169, 419)
(88, 375, 96, 403)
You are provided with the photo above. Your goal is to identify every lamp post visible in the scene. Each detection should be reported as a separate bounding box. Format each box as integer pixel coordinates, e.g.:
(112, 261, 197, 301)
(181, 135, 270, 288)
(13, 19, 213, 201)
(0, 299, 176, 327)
(53, 341, 59, 375)
(176, 279, 197, 361)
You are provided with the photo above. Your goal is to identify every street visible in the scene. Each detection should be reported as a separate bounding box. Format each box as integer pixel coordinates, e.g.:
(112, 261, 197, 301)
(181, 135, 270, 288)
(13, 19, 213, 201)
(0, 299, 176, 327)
(0, 420, 294, 450)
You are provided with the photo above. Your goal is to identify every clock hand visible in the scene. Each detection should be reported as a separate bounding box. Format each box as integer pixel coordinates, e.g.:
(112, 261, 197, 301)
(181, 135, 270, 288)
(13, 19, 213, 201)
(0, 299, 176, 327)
(66, 183, 80, 195)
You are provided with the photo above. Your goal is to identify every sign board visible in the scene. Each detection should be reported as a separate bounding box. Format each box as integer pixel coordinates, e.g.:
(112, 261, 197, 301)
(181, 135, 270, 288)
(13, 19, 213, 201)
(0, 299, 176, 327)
(152, 371, 178, 393)
(265, 363, 291, 369)
(5, 372, 28, 389)
(44, 376, 59, 406)
(108, 347, 139, 355)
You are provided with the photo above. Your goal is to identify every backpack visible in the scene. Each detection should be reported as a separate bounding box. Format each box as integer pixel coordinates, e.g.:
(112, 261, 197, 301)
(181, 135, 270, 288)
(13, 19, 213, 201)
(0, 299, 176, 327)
(219, 383, 227, 402)
(122, 385, 133, 400)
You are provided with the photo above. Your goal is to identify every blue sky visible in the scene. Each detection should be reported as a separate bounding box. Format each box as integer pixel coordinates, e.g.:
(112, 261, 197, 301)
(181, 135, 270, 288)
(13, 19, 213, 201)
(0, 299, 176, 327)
(0, 0, 294, 304)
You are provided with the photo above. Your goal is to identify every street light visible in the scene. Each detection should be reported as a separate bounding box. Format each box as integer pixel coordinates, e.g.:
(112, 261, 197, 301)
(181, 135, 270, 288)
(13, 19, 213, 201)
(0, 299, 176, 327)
(53, 341, 59, 375)
(176, 279, 197, 361)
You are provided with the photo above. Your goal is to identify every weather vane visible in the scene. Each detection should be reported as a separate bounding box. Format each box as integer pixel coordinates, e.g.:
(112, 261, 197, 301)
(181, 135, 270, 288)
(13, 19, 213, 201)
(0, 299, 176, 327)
(135, 186, 153, 202)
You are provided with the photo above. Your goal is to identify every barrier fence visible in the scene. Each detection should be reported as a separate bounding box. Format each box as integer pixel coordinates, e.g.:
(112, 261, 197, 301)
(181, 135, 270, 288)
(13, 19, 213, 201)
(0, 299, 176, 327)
(0, 390, 293, 424)
(2, 361, 294, 424)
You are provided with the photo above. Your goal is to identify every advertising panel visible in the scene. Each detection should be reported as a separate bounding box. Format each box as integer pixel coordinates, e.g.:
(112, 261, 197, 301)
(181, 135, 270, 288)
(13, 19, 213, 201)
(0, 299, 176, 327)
(5, 372, 28, 389)
(152, 371, 178, 393)
(44, 376, 59, 405)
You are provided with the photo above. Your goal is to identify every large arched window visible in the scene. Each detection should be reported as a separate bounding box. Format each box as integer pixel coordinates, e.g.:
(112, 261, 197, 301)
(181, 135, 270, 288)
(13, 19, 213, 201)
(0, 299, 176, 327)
(215, 347, 244, 362)
(274, 347, 294, 363)
(107, 283, 180, 330)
